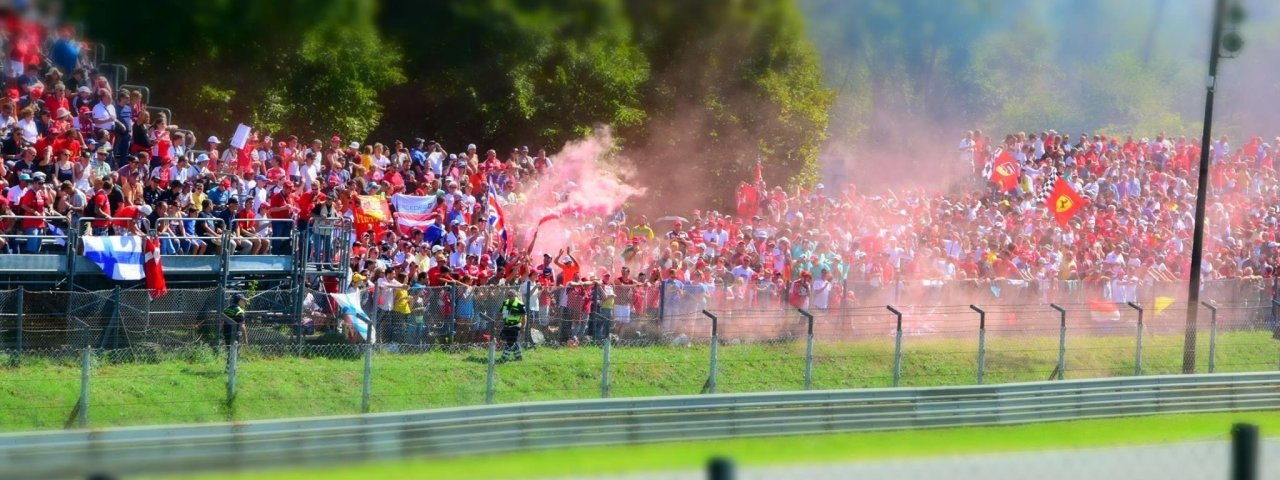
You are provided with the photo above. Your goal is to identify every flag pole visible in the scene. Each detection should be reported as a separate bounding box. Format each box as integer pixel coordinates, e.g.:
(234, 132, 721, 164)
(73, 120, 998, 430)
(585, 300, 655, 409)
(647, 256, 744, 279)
(1185, 0, 1229, 374)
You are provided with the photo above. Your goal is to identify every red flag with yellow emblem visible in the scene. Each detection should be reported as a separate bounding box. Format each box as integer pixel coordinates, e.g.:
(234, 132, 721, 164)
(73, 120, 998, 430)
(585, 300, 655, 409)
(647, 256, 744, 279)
(989, 148, 1020, 192)
(1045, 177, 1085, 226)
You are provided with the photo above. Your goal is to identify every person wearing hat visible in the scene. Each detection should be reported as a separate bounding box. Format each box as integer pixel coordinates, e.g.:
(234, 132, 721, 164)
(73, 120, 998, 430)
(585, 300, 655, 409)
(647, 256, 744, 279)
(222, 293, 249, 350)
(17, 169, 51, 252)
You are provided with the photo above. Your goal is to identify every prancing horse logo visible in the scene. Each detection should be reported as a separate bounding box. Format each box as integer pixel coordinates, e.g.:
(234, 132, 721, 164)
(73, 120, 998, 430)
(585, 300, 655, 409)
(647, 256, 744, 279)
(995, 163, 1016, 176)
(1055, 196, 1073, 213)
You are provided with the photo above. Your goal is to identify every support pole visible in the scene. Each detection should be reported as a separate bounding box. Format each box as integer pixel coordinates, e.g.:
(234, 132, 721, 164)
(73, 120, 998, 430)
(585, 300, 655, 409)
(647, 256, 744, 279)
(1128, 302, 1144, 376)
(970, 304, 986, 385)
(1204, 301, 1218, 374)
(800, 309, 814, 390)
(14, 285, 22, 366)
(703, 310, 718, 394)
(227, 341, 239, 406)
(887, 305, 903, 387)
(78, 347, 90, 428)
(361, 340, 372, 413)
(601, 327, 612, 398)
(485, 330, 497, 404)
(1051, 304, 1067, 380)
(1184, 0, 1232, 374)
(1230, 423, 1259, 480)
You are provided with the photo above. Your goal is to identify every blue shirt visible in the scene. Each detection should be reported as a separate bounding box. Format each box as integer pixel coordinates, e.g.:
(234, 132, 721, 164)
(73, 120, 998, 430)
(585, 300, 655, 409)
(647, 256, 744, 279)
(207, 187, 231, 206)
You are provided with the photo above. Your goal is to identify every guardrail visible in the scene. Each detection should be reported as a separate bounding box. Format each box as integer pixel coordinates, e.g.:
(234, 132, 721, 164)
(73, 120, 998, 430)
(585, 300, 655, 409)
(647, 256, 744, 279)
(2, 372, 1277, 479)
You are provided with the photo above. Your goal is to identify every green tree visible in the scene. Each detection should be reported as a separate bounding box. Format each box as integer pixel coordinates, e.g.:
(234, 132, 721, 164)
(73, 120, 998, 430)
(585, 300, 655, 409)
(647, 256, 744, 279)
(374, 0, 649, 149)
(624, 0, 833, 204)
(69, 0, 403, 141)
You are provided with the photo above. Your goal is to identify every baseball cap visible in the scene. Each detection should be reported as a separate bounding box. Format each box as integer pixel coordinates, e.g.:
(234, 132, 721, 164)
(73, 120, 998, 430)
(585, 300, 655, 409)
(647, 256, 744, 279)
(348, 141, 360, 149)
(17, 173, 30, 182)
(330, 135, 341, 143)
(207, 136, 221, 144)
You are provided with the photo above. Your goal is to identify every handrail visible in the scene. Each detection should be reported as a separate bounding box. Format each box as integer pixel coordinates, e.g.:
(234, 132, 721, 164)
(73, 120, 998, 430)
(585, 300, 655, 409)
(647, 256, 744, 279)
(119, 84, 149, 104)
(96, 63, 127, 88)
(149, 216, 224, 249)
(76, 217, 152, 234)
(0, 372, 1276, 478)
(147, 106, 173, 124)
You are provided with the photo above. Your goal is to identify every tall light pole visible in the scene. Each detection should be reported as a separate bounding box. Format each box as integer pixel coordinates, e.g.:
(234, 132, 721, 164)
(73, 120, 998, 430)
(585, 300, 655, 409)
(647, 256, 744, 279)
(1184, 0, 1244, 374)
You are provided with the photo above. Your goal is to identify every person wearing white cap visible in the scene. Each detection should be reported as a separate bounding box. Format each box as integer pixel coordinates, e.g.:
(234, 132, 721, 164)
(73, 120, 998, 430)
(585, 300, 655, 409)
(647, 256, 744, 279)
(207, 135, 221, 145)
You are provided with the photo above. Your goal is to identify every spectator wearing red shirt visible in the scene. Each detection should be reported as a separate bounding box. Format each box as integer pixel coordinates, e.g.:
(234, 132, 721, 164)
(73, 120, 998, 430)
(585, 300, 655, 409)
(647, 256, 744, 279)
(18, 177, 51, 253)
(234, 200, 269, 255)
(267, 180, 298, 254)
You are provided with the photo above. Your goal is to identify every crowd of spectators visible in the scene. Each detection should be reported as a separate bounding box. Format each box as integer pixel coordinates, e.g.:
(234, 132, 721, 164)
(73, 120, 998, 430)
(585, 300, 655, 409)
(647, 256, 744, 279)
(3, 16, 1278, 339)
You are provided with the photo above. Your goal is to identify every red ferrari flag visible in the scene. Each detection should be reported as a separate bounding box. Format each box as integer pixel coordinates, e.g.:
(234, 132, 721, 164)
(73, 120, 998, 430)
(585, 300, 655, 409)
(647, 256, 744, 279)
(1045, 177, 1085, 226)
(143, 237, 168, 300)
(989, 148, 1020, 192)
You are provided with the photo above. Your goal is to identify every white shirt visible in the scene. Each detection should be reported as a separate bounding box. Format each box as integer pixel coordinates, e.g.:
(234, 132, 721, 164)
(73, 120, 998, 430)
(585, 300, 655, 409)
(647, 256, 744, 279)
(91, 102, 116, 130)
(14, 118, 37, 144)
(6, 185, 26, 205)
(427, 152, 444, 176)
(811, 278, 832, 309)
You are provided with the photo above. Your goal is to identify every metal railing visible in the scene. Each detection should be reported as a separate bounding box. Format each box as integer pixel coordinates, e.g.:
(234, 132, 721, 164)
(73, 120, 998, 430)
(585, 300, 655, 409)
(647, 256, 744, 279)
(119, 84, 149, 104)
(1, 372, 1276, 479)
(0, 215, 73, 252)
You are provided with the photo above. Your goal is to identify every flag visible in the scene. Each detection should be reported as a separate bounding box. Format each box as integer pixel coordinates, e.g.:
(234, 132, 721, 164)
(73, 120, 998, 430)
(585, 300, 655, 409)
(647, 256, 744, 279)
(143, 237, 167, 299)
(989, 148, 1020, 192)
(331, 292, 373, 343)
(754, 161, 764, 185)
(82, 236, 145, 281)
(389, 193, 437, 215)
(393, 212, 438, 236)
(1154, 297, 1175, 316)
(486, 186, 507, 232)
(1088, 300, 1120, 322)
(354, 195, 390, 223)
(1045, 177, 1085, 226)
(487, 185, 508, 252)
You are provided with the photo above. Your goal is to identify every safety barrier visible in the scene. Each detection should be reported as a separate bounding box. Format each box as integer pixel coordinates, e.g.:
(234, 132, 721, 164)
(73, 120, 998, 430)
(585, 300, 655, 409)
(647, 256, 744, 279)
(0, 372, 1276, 479)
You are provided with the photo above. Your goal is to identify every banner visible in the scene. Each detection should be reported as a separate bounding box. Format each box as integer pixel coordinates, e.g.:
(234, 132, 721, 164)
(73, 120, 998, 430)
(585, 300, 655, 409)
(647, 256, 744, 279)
(1045, 177, 1085, 226)
(390, 193, 437, 215)
(354, 195, 390, 224)
(394, 212, 438, 235)
(82, 235, 145, 281)
(331, 292, 373, 343)
(230, 123, 251, 150)
(988, 148, 1020, 192)
(143, 237, 167, 299)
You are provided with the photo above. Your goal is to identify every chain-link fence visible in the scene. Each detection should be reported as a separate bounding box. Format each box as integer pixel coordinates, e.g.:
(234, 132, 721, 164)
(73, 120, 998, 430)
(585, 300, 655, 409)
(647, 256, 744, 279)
(1, 278, 1279, 431)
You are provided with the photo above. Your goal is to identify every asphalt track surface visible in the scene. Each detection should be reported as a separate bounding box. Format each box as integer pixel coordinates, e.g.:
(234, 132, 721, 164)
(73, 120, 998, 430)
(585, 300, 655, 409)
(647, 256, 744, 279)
(569, 439, 1279, 480)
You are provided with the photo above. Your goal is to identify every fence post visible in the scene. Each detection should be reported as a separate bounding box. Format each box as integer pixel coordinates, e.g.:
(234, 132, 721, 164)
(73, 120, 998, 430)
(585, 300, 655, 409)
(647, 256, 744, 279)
(14, 285, 23, 366)
(226, 342, 239, 406)
(970, 304, 986, 385)
(1272, 299, 1280, 371)
(658, 281, 667, 327)
(1128, 302, 1144, 376)
(800, 309, 814, 390)
(1051, 304, 1067, 380)
(485, 331, 497, 405)
(601, 327, 612, 399)
(1231, 423, 1259, 480)
(361, 339, 373, 414)
(703, 310, 718, 394)
(887, 305, 903, 387)
(1204, 301, 1218, 374)
(78, 347, 90, 428)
